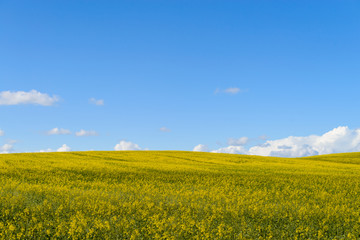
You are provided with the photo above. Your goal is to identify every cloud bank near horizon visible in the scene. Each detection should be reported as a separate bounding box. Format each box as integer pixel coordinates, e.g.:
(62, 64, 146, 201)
(196, 126, 360, 157)
(2, 126, 360, 157)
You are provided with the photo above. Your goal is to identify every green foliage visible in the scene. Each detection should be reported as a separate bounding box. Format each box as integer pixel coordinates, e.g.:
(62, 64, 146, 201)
(1, 151, 360, 239)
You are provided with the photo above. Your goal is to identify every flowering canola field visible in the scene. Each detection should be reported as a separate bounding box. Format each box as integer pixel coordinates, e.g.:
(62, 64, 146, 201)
(1, 151, 360, 239)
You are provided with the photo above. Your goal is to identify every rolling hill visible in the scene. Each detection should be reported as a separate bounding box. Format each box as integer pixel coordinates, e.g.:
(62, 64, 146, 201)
(1, 151, 360, 239)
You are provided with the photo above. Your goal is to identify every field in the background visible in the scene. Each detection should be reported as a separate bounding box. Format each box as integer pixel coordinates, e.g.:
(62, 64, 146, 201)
(1, 151, 360, 239)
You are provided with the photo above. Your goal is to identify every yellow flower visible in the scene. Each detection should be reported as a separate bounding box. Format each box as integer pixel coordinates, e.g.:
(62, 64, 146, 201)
(8, 224, 16, 231)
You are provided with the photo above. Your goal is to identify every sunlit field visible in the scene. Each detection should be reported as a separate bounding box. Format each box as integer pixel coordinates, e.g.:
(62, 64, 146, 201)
(1, 151, 360, 239)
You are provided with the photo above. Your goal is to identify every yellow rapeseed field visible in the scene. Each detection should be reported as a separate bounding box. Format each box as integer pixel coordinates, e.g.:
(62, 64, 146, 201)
(1, 151, 360, 239)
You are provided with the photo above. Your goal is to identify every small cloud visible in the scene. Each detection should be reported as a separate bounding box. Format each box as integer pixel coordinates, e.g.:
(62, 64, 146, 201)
(215, 87, 242, 95)
(224, 87, 241, 94)
(39, 148, 53, 153)
(193, 144, 209, 152)
(0, 143, 14, 154)
(46, 128, 71, 135)
(0, 90, 59, 106)
(89, 98, 104, 106)
(160, 127, 171, 132)
(57, 144, 71, 152)
(114, 140, 142, 151)
(0, 129, 4, 136)
(227, 137, 249, 146)
(75, 129, 99, 137)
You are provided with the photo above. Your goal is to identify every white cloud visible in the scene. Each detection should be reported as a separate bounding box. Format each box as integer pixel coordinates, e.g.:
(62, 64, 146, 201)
(75, 129, 98, 137)
(248, 126, 360, 157)
(0, 144, 14, 154)
(0, 90, 58, 106)
(57, 144, 71, 152)
(0, 129, 4, 136)
(224, 87, 241, 94)
(210, 126, 360, 157)
(160, 127, 171, 132)
(215, 87, 242, 95)
(227, 137, 249, 146)
(114, 140, 142, 151)
(212, 145, 248, 154)
(193, 144, 209, 152)
(89, 98, 104, 106)
(46, 128, 71, 135)
(39, 148, 53, 153)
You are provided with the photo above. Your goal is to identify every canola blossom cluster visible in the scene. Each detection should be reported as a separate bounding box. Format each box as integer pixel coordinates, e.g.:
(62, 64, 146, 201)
(1, 151, 360, 239)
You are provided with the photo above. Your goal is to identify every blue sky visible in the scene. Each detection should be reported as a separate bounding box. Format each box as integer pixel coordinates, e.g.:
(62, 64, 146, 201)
(1, 1, 360, 156)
